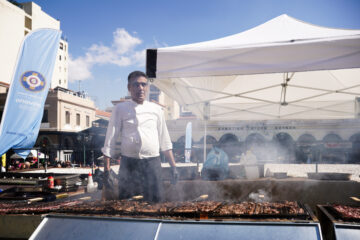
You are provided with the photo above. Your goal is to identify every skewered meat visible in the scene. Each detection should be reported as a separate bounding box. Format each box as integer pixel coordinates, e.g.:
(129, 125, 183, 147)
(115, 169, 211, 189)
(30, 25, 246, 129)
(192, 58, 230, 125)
(0, 200, 308, 220)
(196, 201, 222, 213)
(333, 205, 360, 219)
(111, 200, 148, 213)
(0, 200, 82, 214)
(137, 202, 177, 214)
(262, 202, 280, 214)
(158, 202, 178, 213)
(215, 201, 304, 216)
(172, 202, 198, 213)
(216, 202, 256, 215)
(58, 200, 112, 214)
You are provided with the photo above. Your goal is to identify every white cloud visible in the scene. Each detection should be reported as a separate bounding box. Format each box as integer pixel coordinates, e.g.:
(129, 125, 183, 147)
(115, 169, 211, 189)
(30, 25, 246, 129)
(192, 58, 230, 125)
(113, 28, 142, 54)
(68, 56, 93, 82)
(68, 28, 144, 82)
(131, 49, 146, 66)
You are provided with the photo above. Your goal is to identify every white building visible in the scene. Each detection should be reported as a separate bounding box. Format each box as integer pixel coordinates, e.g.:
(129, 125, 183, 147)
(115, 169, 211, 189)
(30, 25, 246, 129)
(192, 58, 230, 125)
(0, 0, 68, 91)
(0, 1, 99, 163)
(149, 84, 181, 120)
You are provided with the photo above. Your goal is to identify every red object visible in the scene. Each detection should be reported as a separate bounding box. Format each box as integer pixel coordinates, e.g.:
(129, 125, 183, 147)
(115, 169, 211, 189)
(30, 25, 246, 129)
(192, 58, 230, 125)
(88, 173, 92, 176)
(48, 176, 54, 189)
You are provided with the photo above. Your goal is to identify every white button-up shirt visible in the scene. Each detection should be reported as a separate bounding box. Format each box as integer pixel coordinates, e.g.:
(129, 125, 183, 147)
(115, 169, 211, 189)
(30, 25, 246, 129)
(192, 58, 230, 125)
(102, 100, 173, 159)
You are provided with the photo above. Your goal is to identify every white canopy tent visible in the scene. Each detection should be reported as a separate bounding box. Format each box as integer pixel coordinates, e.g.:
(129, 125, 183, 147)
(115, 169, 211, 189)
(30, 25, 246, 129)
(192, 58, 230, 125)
(146, 14, 360, 121)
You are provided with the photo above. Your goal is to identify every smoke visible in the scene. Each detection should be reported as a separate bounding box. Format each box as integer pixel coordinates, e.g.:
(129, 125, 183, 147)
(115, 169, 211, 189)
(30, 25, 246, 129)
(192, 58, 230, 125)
(248, 189, 271, 203)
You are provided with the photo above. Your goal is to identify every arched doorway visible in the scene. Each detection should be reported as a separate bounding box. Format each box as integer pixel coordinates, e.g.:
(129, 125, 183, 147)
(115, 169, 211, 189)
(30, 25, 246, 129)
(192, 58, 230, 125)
(245, 133, 266, 162)
(349, 133, 360, 163)
(322, 133, 347, 163)
(195, 135, 217, 163)
(296, 134, 317, 163)
(219, 133, 240, 163)
(273, 132, 295, 163)
(173, 136, 186, 163)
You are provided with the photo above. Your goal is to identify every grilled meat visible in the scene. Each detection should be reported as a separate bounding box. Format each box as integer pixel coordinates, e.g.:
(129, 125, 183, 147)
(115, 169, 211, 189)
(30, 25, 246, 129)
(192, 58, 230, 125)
(0, 200, 307, 220)
(172, 202, 198, 213)
(196, 201, 222, 213)
(333, 205, 360, 219)
(0, 200, 81, 214)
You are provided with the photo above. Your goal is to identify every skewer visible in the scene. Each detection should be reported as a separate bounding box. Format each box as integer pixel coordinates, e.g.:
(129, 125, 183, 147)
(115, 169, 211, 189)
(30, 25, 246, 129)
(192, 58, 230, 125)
(127, 195, 143, 201)
(350, 196, 360, 202)
(193, 194, 209, 202)
(78, 196, 92, 201)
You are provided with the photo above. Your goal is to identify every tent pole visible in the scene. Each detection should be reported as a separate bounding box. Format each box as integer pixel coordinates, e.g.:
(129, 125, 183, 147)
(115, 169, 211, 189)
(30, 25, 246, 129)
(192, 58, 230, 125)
(202, 101, 210, 175)
(203, 120, 207, 170)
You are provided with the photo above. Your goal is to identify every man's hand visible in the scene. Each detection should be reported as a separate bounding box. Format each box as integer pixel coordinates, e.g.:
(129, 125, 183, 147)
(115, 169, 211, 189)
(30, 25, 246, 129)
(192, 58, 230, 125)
(171, 167, 179, 185)
(162, 150, 178, 184)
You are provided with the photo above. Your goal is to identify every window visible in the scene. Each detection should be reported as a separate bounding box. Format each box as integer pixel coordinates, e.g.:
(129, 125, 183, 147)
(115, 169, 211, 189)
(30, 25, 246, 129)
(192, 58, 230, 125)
(65, 111, 70, 124)
(60, 42, 63, 50)
(149, 93, 159, 102)
(59, 55, 62, 61)
(86, 115, 90, 127)
(59, 79, 62, 85)
(41, 137, 50, 148)
(76, 113, 80, 126)
(25, 16, 32, 29)
(42, 110, 48, 123)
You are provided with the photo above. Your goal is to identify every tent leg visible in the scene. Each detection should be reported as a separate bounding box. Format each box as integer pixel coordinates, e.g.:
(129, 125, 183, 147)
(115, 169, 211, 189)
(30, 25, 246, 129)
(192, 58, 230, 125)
(202, 120, 207, 173)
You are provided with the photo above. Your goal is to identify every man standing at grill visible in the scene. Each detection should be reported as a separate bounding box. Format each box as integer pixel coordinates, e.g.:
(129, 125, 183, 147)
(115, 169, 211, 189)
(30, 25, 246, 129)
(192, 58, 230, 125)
(102, 70, 178, 202)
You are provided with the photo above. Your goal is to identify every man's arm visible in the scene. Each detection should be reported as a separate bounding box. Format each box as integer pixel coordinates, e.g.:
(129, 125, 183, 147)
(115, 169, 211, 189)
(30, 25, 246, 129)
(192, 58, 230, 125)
(162, 149, 178, 184)
(162, 149, 176, 167)
(102, 104, 122, 163)
(104, 156, 111, 172)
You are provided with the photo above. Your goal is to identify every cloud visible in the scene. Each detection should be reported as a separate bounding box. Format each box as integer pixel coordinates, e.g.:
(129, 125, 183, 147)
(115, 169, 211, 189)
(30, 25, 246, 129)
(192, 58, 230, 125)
(113, 28, 142, 54)
(131, 49, 146, 66)
(68, 56, 92, 81)
(69, 28, 144, 82)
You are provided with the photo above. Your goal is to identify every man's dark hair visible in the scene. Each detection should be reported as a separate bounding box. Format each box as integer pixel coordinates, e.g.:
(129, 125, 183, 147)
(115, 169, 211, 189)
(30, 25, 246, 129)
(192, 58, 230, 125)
(128, 71, 147, 83)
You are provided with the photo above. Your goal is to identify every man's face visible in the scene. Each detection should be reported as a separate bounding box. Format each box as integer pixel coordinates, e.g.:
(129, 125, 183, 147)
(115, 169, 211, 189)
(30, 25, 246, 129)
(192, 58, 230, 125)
(128, 76, 149, 104)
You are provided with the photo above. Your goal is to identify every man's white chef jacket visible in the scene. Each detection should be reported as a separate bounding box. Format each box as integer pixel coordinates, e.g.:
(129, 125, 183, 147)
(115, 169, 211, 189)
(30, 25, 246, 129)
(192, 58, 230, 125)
(101, 100, 173, 159)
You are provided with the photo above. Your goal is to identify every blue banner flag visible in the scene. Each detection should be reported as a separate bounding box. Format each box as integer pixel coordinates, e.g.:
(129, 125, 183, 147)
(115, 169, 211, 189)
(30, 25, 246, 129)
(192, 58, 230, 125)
(0, 29, 61, 158)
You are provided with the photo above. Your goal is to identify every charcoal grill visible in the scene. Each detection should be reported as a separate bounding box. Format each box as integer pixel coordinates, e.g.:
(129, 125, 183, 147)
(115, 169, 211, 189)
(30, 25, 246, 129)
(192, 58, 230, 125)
(0, 199, 321, 239)
(317, 205, 360, 240)
(53, 200, 317, 222)
(0, 172, 81, 191)
(30, 214, 322, 240)
(0, 186, 55, 201)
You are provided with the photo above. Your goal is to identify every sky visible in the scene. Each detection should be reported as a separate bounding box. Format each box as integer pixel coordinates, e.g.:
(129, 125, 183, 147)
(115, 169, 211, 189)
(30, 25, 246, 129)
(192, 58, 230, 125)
(18, 0, 360, 110)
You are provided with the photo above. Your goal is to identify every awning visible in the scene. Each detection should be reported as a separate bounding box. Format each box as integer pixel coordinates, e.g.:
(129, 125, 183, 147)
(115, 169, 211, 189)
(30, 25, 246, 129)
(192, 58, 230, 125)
(146, 14, 360, 121)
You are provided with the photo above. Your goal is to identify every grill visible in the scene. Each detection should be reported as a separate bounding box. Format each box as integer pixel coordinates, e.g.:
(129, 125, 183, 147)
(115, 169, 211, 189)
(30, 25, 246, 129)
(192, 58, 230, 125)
(317, 205, 360, 240)
(0, 186, 54, 201)
(0, 199, 315, 221)
(0, 172, 82, 192)
(0, 195, 322, 239)
(30, 215, 323, 240)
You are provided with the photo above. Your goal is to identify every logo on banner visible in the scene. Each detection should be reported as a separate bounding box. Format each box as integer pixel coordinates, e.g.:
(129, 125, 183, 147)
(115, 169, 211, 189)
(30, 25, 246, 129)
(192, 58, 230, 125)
(20, 71, 46, 92)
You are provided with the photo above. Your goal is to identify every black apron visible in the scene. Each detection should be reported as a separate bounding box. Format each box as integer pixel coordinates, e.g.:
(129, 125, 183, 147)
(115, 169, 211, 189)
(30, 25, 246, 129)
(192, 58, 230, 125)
(118, 155, 163, 202)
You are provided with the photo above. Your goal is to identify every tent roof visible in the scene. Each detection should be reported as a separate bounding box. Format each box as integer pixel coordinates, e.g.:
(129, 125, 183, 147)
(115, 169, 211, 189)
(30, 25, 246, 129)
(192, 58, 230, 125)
(163, 14, 360, 51)
(146, 14, 360, 120)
